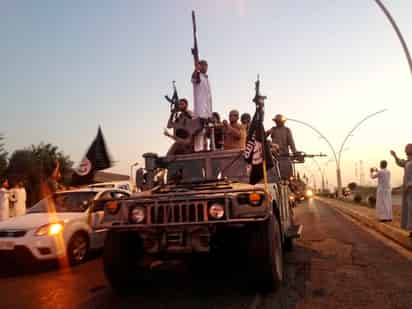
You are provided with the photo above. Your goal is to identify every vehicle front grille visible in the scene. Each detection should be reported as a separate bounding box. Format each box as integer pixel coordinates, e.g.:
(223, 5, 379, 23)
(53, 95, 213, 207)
(149, 201, 210, 224)
(0, 230, 27, 238)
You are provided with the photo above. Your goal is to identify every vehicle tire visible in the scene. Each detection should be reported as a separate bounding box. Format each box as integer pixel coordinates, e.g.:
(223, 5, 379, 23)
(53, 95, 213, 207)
(67, 232, 89, 266)
(246, 214, 283, 292)
(103, 231, 144, 293)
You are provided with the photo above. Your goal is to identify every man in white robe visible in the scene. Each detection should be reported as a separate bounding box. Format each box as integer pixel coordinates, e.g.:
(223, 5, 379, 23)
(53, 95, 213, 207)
(391, 144, 412, 235)
(0, 178, 10, 221)
(13, 181, 27, 217)
(370, 160, 392, 221)
(191, 60, 212, 152)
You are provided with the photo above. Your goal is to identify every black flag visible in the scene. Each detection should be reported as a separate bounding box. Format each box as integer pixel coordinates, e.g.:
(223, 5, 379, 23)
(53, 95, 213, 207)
(244, 76, 274, 185)
(71, 127, 112, 186)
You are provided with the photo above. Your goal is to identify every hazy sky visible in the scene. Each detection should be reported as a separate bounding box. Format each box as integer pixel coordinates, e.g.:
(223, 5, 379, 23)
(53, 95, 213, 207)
(1, 0, 411, 188)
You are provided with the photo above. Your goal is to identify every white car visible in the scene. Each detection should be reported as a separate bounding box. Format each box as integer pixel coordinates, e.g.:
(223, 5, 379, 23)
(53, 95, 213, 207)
(87, 181, 133, 192)
(0, 188, 130, 265)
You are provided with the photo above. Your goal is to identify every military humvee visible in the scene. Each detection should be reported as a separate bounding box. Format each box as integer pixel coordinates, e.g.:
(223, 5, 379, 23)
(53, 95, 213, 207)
(97, 149, 302, 292)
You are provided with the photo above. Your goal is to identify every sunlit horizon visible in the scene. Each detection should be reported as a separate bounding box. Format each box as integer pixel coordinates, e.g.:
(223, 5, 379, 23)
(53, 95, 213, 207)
(1, 0, 411, 189)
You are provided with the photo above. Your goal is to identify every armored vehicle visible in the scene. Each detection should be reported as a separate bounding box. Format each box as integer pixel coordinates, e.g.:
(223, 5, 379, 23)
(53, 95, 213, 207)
(97, 149, 302, 292)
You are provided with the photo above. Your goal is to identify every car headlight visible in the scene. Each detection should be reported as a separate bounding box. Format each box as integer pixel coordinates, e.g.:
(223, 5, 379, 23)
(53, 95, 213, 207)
(130, 206, 145, 224)
(289, 195, 295, 201)
(249, 192, 263, 206)
(209, 203, 225, 219)
(305, 189, 314, 198)
(35, 222, 64, 236)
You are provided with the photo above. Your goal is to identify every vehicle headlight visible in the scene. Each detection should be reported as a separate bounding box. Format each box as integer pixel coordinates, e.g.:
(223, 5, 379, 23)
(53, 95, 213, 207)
(289, 195, 295, 201)
(35, 222, 64, 236)
(209, 203, 224, 219)
(248, 192, 263, 206)
(130, 206, 145, 224)
(306, 189, 314, 198)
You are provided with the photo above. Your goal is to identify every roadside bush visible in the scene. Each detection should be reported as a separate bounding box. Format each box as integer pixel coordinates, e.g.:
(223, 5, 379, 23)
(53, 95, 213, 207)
(353, 194, 362, 203)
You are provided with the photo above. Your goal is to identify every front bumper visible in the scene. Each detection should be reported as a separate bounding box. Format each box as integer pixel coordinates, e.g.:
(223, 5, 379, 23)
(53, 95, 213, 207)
(0, 234, 66, 262)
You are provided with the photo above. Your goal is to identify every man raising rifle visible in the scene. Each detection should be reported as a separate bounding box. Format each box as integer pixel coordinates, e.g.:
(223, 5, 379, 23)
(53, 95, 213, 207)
(191, 11, 213, 152)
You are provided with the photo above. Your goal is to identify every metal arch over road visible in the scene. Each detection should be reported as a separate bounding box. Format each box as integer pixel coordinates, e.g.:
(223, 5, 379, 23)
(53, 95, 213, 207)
(337, 108, 387, 168)
(288, 109, 387, 195)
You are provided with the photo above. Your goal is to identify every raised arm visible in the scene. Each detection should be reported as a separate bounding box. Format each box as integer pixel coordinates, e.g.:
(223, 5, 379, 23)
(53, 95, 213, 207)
(191, 66, 201, 84)
(390, 150, 406, 167)
(166, 112, 175, 129)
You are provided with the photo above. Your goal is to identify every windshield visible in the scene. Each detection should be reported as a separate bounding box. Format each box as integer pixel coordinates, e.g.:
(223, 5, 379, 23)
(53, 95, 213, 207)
(28, 192, 97, 213)
(167, 159, 206, 184)
(211, 157, 249, 182)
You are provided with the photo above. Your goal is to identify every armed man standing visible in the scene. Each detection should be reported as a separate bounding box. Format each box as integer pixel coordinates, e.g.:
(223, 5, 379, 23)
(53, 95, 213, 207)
(266, 114, 297, 179)
(191, 11, 213, 152)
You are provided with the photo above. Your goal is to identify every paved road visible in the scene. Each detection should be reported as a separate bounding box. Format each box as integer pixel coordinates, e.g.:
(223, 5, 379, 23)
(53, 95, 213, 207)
(1, 199, 412, 309)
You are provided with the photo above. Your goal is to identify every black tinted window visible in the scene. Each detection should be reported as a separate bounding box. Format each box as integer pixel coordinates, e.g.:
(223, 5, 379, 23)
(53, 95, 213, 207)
(167, 159, 206, 183)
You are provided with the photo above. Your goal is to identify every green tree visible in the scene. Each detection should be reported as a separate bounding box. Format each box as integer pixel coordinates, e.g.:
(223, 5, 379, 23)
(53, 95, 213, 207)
(7, 143, 73, 206)
(0, 134, 8, 180)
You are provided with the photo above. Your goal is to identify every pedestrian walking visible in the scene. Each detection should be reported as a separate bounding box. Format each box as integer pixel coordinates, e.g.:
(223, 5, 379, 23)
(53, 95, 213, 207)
(0, 178, 9, 221)
(370, 161, 392, 222)
(390, 144, 412, 235)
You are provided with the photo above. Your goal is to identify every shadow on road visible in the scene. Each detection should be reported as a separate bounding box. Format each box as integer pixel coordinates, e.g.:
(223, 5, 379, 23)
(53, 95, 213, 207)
(79, 243, 321, 309)
(0, 249, 102, 278)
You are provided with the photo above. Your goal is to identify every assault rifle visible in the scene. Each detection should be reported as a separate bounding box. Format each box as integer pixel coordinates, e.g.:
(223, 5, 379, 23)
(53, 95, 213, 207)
(252, 74, 267, 105)
(164, 80, 179, 112)
(191, 10, 199, 67)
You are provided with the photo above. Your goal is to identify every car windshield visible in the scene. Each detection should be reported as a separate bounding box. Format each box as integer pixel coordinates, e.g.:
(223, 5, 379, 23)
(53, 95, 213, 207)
(28, 192, 97, 213)
(211, 156, 248, 182)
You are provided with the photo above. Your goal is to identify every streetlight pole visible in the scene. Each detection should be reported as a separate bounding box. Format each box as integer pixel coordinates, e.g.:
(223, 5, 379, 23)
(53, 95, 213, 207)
(288, 109, 386, 197)
(287, 118, 342, 196)
(373, 0, 412, 78)
(311, 158, 325, 192)
(336, 109, 387, 177)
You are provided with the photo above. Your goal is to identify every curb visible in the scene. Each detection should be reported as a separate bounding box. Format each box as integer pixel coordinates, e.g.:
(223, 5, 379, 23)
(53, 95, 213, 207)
(316, 197, 412, 252)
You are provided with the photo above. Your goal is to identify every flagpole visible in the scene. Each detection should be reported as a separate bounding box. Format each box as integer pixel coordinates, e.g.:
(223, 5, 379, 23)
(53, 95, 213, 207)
(257, 98, 269, 198)
(261, 119, 269, 200)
